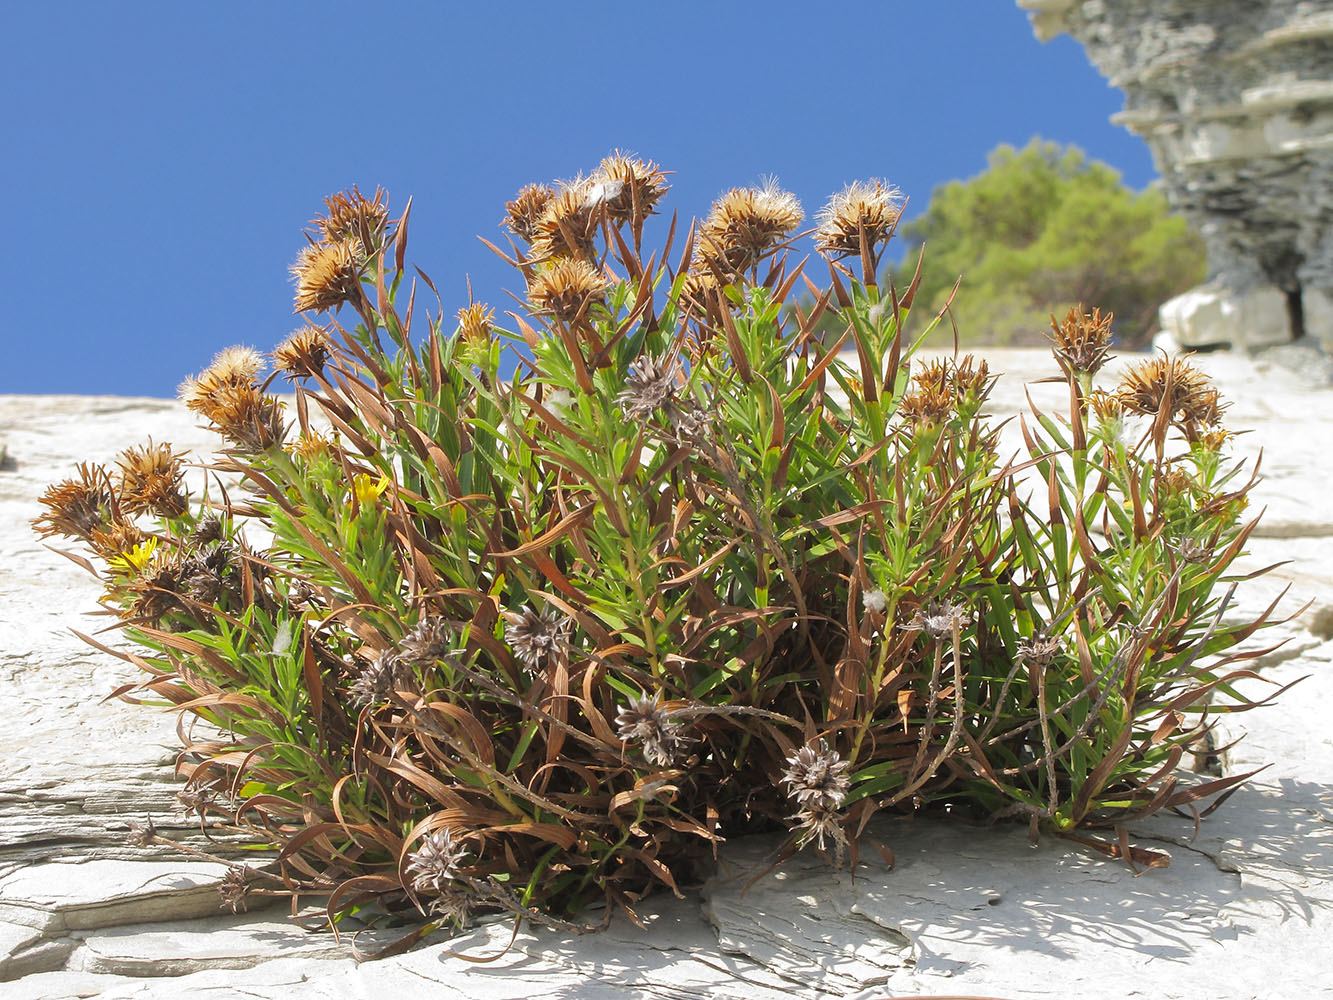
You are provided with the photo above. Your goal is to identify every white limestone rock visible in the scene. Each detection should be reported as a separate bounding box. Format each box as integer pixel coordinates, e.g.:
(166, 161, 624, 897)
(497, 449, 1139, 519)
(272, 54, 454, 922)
(1158, 283, 1291, 350)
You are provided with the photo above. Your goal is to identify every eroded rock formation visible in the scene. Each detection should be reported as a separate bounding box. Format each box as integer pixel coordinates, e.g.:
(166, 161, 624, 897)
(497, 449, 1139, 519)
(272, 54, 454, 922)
(1020, 1, 1333, 351)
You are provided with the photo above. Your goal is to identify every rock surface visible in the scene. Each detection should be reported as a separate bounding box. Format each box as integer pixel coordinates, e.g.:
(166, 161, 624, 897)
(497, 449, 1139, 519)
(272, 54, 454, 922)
(1020, 0, 1333, 352)
(2, 350, 1331, 998)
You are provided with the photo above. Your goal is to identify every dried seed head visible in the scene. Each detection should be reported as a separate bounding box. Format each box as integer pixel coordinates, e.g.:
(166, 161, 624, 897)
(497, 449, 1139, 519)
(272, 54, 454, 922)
(126, 555, 188, 625)
(291, 238, 363, 314)
(116, 440, 188, 518)
(1179, 385, 1229, 439)
(906, 598, 974, 640)
(349, 650, 408, 708)
(680, 268, 724, 306)
(529, 179, 600, 261)
(1016, 632, 1062, 668)
(179, 347, 265, 416)
(190, 515, 224, 547)
(695, 180, 803, 275)
(406, 828, 468, 895)
(397, 615, 453, 666)
(616, 691, 692, 767)
(273, 325, 331, 380)
(616, 352, 693, 429)
(125, 817, 157, 848)
(1196, 428, 1231, 452)
(527, 258, 608, 325)
(90, 521, 148, 558)
(591, 152, 670, 226)
(1171, 537, 1213, 563)
(814, 180, 903, 260)
(204, 384, 286, 452)
(781, 739, 852, 812)
(32, 463, 119, 543)
(504, 183, 555, 245)
(504, 607, 573, 668)
(456, 303, 494, 346)
(1116, 356, 1213, 421)
(790, 803, 847, 853)
(1050, 305, 1114, 378)
(219, 867, 250, 913)
(313, 185, 390, 250)
(1158, 467, 1194, 497)
(426, 888, 472, 925)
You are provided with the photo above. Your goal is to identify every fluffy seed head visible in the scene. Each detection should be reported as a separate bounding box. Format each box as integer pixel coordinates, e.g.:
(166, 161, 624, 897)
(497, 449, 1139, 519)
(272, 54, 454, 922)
(179, 346, 265, 416)
(204, 385, 286, 452)
(504, 183, 555, 245)
(273, 325, 330, 380)
(32, 463, 119, 543)
(814, 180, 903, 260)
(527, 258, 608, 325)
(1050, 305, 1115, 378)
(291, 239, 363, 313)
(116, 440, 188, 518)
(695, 180, 803, 275)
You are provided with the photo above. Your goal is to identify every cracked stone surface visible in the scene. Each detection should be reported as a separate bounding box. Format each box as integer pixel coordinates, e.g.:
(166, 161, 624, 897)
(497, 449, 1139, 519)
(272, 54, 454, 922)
(1, 349, 1330, 998)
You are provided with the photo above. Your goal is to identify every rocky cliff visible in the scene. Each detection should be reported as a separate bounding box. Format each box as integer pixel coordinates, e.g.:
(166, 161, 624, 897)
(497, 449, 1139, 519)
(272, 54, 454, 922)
(1019, 1, 1333, 352)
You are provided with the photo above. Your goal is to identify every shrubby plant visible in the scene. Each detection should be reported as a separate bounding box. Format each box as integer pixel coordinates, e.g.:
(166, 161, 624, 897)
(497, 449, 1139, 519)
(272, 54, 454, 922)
(35, 156, 1286, 936)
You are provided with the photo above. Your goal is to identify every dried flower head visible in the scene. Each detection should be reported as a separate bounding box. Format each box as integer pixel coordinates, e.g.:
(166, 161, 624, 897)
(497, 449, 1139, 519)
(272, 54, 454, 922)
(178, 347, 265, 415)
(32, 463, 119, 543)
(291, 238, 363, 313)
(504, 607, 573, 667)
(90, 521, 148, 558)
(406, 828, 468, 895)
(616, 352, 702, 434)
(527, 258, 608, 325)
(1087, 389, 1123, 425)
(349, 650, 409, 708)
(529, 179, 600, 261)
(313, 185, 389, 250)
(1116, 356, 1213, 421)
(125, 817, 157, 848)
(1170, 537, 1213, 564)
(898, 387, 954, 431)
(126, 555, 188, 625)
(397, 615, 454, 666)
(204, 384, 286, 452)
(456, 303, 494, 346)
(591, 152, 670, 226)
(906, 598, 974, 640)
(273, 325, 331, 380)
(695, 180, 803, 275)
(1050, 305, 1114, 378)
(190, 515, 224, 547)
(1016, 632, 1062, 668)
(814, 180, 903, 260)
(1179, 385, 1229, 437)
(116, 440, 188, 518)
(781, 739, 851, 812)
(219, 866, 250, 913)
(504, 183, 555, 245)
(616, 691, 692, 767)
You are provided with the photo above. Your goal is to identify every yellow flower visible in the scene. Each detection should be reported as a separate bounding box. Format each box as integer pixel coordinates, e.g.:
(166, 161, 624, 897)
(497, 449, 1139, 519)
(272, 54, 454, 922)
(351, 473, 391, 508)
(107, 536, 159, 575)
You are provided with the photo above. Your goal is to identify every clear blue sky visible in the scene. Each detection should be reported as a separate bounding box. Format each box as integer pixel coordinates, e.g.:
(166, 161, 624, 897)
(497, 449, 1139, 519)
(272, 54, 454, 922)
(0, 1, 1154, 397)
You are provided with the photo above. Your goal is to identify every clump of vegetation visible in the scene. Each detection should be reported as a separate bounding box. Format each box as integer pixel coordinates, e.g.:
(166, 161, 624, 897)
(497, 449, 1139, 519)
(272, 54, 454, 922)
(35, 156, 1284, 937)
(891, 139, 1206, 349)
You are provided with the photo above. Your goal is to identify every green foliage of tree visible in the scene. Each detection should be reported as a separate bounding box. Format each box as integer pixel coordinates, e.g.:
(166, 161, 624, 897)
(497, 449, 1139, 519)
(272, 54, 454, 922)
(891, 139, 1205, 349)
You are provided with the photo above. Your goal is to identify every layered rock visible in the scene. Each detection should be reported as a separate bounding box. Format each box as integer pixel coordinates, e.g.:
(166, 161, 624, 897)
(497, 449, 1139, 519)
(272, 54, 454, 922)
(1020, 1, 1333, 352)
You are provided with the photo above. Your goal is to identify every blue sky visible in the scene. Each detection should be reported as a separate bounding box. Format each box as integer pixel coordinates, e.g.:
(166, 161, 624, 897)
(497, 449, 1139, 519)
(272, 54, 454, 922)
(0, 2, 1154, 397)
